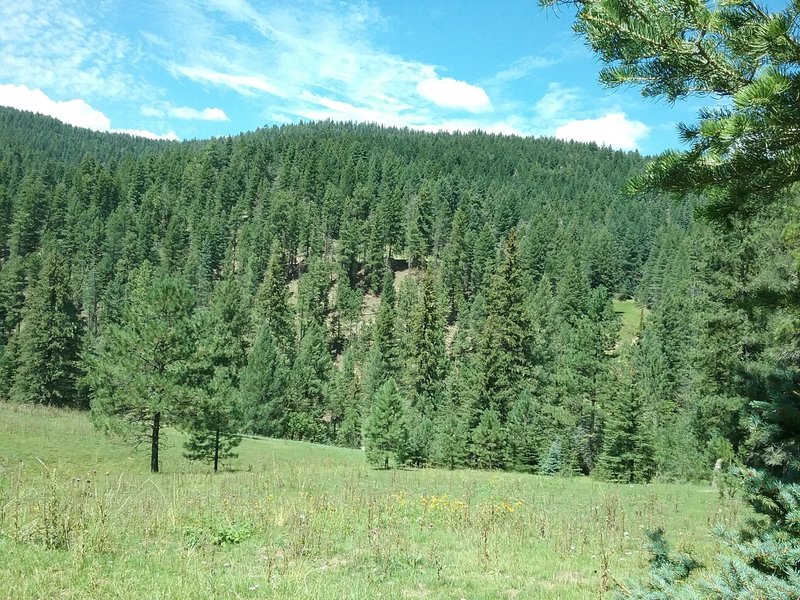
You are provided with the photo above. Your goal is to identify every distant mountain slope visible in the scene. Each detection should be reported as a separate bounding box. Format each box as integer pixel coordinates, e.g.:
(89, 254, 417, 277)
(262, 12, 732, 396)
(0, 107, 720, 482)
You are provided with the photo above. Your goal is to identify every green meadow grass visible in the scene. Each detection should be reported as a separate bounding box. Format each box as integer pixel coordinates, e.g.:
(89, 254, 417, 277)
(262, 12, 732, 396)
(613, 299, 646, 346)
(0, 402, 739, 599)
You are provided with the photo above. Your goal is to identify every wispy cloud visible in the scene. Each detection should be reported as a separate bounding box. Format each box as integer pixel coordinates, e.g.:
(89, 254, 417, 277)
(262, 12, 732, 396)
(0, 0, 654, 147)
(161, 0, 501, 132)
(171, 66, 284, 97)
(534, 83, 580, 120)
(0, 1, 144, 100)
(487, 55, 555, 86)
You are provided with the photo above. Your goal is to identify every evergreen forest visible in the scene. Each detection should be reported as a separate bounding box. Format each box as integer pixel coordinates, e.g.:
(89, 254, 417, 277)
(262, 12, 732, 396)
(0, 105, 792, 484)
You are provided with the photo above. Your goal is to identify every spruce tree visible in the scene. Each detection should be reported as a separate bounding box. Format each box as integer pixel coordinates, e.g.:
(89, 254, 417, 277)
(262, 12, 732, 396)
(471, 409, 507, 470)
(332, 267, 362, 347)
(408, 269, 447, 416)
(327, 347, 362, 447)
(364, 211, 387, 292)
(430, 396, 469, 470)
(362, 269, 400, 401)
(296, 257, 332, 337)
(0, 256, 27, 345)
(289, 322, 331, 442)
(240, 323, 291, 438)
(540, 438, 563, 476)
(594, 350, 656, 483)
(363, 378, 408, 469)
(10, 250, 84, 408)
(251, 240, 295, 358)
(405, 409, 434, 468)
(476, 229, 534, 420)
(506, 390, 543, 473)
(406, 199, 427, 269)
(441, 206, 471, 315)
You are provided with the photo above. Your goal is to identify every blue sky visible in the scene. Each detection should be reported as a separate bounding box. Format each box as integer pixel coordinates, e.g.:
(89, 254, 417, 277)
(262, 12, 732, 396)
(0, 0, 703, 154)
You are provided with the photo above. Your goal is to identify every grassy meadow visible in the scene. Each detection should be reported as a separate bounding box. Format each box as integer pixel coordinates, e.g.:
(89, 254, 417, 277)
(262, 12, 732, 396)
(612, 299, 646, 346)
(0, 402, 739, 599)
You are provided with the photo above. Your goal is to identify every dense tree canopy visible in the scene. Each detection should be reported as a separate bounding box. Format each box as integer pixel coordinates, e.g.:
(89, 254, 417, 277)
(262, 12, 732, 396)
(0, 104, 769, 481)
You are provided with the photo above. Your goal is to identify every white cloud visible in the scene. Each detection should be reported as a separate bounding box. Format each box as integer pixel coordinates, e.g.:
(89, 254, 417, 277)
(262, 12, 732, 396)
(0, 83, 110, 129)
(0, 84, 177, 140)
(140, 105, 165, 118)
(169, 106, 229, 121)
(555, 112, 650, 151)
(417, 76, 492, 113)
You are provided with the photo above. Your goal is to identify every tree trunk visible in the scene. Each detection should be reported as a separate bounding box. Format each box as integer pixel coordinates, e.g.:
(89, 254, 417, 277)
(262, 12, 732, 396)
(151, 411, 161, 473)
(213, 428, 220, 473)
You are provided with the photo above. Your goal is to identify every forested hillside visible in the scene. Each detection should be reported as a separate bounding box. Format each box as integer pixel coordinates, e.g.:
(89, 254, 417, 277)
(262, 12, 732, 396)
(0, 106, 791, 481)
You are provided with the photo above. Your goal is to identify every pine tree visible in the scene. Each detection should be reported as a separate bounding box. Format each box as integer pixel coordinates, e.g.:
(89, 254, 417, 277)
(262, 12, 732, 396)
(183, 275, 248, 472)
(9, 250, 84, 407)
(88, 266, 197, 473)
(183, 400, 241, 472)
(363, 378, 408, 469)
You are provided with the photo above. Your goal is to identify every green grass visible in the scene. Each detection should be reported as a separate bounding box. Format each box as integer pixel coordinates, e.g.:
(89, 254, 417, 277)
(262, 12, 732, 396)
(614, 299, 646, 346)
(0, 402, 739, 599)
